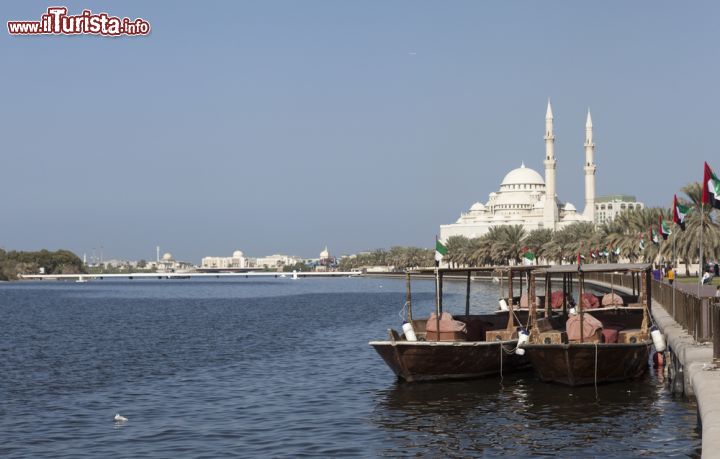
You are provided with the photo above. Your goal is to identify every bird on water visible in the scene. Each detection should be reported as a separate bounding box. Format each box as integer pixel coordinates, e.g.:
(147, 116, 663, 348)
(114, 414, 128, 422)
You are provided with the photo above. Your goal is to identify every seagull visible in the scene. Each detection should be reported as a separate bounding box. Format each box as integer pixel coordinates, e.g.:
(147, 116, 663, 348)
(114, 414, 128, 422)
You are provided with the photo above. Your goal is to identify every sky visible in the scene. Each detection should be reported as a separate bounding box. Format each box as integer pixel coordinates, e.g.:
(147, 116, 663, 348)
(2, 1, 719, 262)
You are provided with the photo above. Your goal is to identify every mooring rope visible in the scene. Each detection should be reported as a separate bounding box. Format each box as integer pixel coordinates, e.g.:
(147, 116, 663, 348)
(499, 342, 504, 385)
(594, 342, 599, 400)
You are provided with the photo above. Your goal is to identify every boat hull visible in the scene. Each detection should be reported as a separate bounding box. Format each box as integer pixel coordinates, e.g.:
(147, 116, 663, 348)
(369, 340, 529, 382)
(523, 342, 650, 386)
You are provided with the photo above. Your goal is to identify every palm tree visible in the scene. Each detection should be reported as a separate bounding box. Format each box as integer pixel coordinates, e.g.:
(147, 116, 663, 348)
(524, 228, 552, 264)
(444, 235, 471, 268)
(468, 235, 493, 266)
(491, 225, 527, 264)
(671, 183, 720, 275)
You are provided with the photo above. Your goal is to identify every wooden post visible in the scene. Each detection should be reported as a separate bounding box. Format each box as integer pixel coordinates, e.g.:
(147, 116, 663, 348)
(529, 271, 537, 331)
(579, 272, 585, 343)
(434, 268, 441, 342)
(562, 274, 568, 318)
(465, 270, 471, 317)
(713, 303, 720, 363)
(640, 269, 649, 334)
(439, 271, 444, 314)
(405, 271, 413, 322)
(529, 271, 538, 341)
(544, 273, 551, 318)
(507, 269, 515, 330)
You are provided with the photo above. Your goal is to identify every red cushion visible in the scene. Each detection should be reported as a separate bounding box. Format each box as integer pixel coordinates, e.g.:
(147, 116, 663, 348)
(602, 327, 619, 343)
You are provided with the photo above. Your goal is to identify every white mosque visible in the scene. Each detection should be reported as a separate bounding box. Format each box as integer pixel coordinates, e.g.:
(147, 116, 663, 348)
(440, 100, 597, 240)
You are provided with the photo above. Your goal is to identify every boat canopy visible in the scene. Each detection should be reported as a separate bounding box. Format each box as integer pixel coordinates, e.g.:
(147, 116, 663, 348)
(408, 265, 546, 275)
(539, 263, 652, 275)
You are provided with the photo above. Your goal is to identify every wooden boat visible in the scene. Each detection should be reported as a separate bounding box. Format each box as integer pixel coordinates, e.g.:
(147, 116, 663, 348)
(370, 266, 542, 382)
(521, 263, 653, 386)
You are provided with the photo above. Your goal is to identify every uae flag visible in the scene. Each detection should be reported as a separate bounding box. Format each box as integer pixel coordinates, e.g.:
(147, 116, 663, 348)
(673, 194, 689, 231)
(659, 217, 671, 240)
(702, 162, 720, 209)
(435, 237, 447, 265)
(613, 247, 621, 255)
(639, 236, 645, 251)
(651, 228, 659, 244)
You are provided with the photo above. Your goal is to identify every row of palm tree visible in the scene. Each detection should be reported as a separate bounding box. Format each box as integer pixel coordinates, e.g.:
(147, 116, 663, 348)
(337, 246, 435, 271)
(443, 183, 720, 275)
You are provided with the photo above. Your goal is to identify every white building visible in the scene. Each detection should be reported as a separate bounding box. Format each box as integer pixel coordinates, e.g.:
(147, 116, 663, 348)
(594, 195, 645, 225)
(255, 254, 301, 269)
(201, 250, 249, 269)
(440, 101, 596, 240)
(156, 252, 194, 272)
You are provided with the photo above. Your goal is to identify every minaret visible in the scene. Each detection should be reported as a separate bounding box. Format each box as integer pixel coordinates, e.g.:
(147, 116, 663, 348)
(583, 109, 597, 222)
(543, 99, 558, 229)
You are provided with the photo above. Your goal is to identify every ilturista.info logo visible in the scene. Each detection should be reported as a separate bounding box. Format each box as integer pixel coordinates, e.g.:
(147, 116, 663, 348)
(8, 7, 150, 36)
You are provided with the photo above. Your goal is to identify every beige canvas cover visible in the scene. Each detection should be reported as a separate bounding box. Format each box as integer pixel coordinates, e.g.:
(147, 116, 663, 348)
(566, 312, 603, 342)
(602, 292, 624, 306)
(426, 312, 468, 333)
(520, 292, 539, 308)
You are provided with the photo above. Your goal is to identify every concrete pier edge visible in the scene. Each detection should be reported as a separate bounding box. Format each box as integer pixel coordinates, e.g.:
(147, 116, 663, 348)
(587, 279, 717, 457)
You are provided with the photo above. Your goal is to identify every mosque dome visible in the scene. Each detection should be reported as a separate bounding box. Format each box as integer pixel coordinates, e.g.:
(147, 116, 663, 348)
(233, 250, 244, 258)
(564, 202, 577, 212)
(320, 246, 330, 259)
(469, 202, 485, 212)
(500, 163, 545, 187)
(162, 252, 173, 261)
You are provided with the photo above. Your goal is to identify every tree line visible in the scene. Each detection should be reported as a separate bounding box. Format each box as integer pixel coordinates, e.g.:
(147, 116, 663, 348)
(337, 246, 435, 271)
(0, 249, 86, 280)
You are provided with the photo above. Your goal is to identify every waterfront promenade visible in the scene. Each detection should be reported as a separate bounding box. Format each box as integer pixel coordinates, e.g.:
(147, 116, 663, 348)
(587, 275, 720, 458)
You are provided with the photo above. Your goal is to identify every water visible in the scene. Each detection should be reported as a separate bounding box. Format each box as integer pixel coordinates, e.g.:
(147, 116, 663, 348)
(0, 277, 700, 457)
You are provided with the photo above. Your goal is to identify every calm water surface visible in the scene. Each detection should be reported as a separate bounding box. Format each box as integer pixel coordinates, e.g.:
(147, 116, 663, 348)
(0, 277, 700, 457)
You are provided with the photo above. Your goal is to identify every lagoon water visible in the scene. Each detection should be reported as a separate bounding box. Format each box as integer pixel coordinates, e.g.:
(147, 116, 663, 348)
(0, 277, 700, 457)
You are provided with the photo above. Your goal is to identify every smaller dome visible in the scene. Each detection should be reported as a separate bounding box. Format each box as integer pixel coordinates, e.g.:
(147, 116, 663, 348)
(470, 202, 485, 211)
(564, 202, 577, 212)
(233, 250, 244, 258)
(162, 252, 173, 261)
(320, 246, 330, 258)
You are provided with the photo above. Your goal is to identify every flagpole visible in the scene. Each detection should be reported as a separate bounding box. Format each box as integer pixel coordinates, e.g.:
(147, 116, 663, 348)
(673, 223, 676, 317)
(699, 203, 704, 297)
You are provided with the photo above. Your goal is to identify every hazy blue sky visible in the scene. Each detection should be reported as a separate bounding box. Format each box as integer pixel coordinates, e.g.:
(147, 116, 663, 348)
(2, 1, 718, 262)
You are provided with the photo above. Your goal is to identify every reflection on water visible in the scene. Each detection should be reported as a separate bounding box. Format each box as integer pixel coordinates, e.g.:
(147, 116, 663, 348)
(372, 368, 699, 457)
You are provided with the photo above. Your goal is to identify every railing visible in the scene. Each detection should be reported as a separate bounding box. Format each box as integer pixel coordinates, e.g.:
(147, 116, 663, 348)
(585, 272, 720, 360)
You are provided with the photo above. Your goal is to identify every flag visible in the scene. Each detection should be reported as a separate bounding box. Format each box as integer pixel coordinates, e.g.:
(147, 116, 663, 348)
(702, 162, 720, 209)
(673, 194, 690, 231)
(614, 247, 621, 255)
(591, 250, 597, 259)
(651, 228, 659, 245)
(435, 237, 447, 265)
(659, 216, 671, 240)
(639, 236, 645, 251)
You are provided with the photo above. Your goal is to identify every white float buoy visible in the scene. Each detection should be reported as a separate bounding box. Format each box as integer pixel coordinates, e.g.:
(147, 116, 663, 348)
(516, 328, 529, 355)
(498, 298, 509, 311)
(650, 325, 666, 352)
(114, 414, 128, 422)
(402, 321, 417, 342)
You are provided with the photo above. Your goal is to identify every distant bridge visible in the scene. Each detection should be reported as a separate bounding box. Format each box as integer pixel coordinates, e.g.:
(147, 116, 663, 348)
(19, 271, 361, 281)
